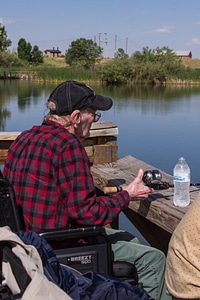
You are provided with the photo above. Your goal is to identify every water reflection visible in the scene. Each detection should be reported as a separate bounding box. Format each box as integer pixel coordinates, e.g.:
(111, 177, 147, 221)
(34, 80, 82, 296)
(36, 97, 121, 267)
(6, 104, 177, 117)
(1, 80, 200, 185)
(93, 83, 200, 100)
(0, 81, 56, 130)
(1, 81, 200, 130)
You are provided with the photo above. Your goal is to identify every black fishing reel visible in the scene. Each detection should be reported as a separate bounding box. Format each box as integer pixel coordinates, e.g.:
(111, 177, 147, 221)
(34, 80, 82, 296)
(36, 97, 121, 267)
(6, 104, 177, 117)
(142, 170, 171, 190)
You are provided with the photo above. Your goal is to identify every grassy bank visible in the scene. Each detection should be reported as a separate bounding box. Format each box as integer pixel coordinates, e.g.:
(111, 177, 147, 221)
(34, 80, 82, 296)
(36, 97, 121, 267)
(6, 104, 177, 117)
(181, 58, 200, 69)
(1, 57, 200, 83)
(0, 58, 102, 83)
(42, 57, 200, 69)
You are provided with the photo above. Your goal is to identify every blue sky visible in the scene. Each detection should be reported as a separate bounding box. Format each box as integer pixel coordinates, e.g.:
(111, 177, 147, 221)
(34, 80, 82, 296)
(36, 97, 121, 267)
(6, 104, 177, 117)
(1, 0, 200, 58)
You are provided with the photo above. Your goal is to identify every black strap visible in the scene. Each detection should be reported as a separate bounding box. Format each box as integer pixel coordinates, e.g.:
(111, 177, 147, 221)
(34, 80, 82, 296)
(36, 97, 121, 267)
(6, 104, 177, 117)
(0, 241, 31, 294)
(0, 288, 23, 300)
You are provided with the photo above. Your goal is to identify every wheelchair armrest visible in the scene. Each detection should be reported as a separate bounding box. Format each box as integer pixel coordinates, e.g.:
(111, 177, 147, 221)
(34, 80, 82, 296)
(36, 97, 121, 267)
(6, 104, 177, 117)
(113, 260, 138, 286)
(39, 226, 108, 241)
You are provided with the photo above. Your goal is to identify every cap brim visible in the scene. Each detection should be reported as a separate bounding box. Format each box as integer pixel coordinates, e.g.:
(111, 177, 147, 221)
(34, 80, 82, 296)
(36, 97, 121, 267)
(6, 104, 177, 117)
(90, 94, 113, 111)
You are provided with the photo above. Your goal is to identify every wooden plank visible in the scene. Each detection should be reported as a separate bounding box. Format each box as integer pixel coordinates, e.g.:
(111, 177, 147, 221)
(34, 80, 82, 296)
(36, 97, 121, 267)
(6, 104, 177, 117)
(0, 150, 8, 156)
(89, 121, 118, 137)
(83, 136, 117, 147)
(0, 122, 119, 166)
(96, 136, 117, 146)
(91, 155, 200, 235)
(0, 122, 118, 141)
(84, 146, 94, 164)
(91, 121, 118, 131)
(0, 132, 20, 141)
(93, 145, 118, 165)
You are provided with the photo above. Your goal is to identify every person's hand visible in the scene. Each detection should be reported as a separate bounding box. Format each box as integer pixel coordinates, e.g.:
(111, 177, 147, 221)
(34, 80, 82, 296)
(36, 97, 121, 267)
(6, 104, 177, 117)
(124, 169, 154, 201)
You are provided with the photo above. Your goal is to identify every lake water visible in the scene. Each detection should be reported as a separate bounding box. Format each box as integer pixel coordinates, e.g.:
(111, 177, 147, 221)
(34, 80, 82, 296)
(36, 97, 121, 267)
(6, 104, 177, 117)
(1, 80, 200, 243)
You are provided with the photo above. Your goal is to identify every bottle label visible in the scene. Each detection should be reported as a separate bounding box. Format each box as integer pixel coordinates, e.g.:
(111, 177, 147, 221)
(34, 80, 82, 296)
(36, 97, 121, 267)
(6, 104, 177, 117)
(173, 176, 188, 182)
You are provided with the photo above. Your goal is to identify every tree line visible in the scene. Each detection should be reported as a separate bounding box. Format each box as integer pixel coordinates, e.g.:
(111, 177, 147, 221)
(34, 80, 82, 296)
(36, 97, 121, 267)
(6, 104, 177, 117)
(0, 24, 43, 66)
(0, 24, 103, 68)
(1, 24, 200, 84)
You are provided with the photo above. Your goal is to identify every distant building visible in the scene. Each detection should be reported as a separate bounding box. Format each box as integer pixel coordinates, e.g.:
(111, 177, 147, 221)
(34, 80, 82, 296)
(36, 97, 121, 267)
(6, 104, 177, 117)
(44, 47, 61, 58)
(174, 51, 192, 59)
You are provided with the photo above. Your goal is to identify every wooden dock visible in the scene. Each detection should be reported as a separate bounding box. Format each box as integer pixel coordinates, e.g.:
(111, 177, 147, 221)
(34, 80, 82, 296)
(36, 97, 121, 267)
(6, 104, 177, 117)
(0, 121, 119, 166)
(91, 155, 200, 254)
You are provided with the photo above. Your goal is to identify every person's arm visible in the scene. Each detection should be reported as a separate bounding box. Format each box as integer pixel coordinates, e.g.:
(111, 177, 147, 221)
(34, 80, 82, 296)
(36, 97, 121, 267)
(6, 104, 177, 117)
(57, 139, 153, 226)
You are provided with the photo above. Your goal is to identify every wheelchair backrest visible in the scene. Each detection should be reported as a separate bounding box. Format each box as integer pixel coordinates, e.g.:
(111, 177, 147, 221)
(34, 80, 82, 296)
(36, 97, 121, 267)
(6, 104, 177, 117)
(0, 170, 24, 232)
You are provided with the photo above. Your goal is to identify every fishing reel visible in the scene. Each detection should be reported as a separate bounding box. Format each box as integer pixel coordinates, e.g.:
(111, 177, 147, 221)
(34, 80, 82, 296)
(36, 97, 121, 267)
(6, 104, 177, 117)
(142, 170, 171, 190)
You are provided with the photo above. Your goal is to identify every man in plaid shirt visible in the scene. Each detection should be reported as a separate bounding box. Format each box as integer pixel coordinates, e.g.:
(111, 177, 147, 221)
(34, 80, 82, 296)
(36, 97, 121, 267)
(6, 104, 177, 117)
(3, 80, 171, 300)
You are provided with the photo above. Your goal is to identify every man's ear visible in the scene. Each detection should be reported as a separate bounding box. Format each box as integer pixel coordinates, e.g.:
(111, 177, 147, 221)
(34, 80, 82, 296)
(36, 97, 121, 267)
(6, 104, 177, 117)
(71, 110, 81, 125)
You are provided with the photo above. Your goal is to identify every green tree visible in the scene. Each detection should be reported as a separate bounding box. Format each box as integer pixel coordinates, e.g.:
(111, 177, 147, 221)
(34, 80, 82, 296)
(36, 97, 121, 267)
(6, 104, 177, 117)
(101, 57, 133, 84)
(17, 38, 32, 62)
(131, 46, 156, 63)
(114, 48, 129, 59)
(32, 45, 43, 65)
(0, 24, 12, 51)
(130, 46, 183, 83)
(0, 51, 24, 67)
(65, 38, 103, 69)
(17, 38, 43, 65)
(101, 46, 185, 84)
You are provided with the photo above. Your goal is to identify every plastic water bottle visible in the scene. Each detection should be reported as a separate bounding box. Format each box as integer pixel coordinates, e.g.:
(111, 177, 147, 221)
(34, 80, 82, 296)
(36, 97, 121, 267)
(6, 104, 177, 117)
(173, 157, 190, 207)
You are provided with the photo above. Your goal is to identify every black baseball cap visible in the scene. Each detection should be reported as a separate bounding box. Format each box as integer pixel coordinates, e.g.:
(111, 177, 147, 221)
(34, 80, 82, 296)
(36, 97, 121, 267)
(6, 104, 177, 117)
(48, 80, 113, 115)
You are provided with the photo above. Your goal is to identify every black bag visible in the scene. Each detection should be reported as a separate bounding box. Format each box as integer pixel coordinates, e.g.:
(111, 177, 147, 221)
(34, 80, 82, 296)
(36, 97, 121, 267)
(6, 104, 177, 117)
(0, 241, 31, 299)
(0, 227, 72, 300)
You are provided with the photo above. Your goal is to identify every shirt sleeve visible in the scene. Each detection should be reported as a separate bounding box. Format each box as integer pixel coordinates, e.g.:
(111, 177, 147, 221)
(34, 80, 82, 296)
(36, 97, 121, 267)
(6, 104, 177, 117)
(56, 138, 130, 227)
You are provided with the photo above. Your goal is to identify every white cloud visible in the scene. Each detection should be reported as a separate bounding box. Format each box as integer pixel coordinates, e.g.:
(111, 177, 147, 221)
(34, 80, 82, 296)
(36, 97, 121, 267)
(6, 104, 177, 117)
(0, 18, 15, 24)
(191, 38, 200, 45)
(154, 26, 174, 34)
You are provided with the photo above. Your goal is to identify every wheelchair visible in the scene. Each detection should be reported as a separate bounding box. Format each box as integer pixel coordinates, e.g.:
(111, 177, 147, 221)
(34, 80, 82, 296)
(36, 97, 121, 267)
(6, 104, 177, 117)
(0, 170, 139, 286)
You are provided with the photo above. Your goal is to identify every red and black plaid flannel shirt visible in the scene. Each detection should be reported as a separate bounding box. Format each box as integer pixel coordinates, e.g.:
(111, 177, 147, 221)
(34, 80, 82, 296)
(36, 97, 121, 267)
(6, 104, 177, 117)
(3, 120, 129, 232)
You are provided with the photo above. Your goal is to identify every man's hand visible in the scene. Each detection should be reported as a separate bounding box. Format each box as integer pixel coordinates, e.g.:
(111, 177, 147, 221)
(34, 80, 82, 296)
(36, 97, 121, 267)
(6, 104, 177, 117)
(124, 169, 154, 201)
